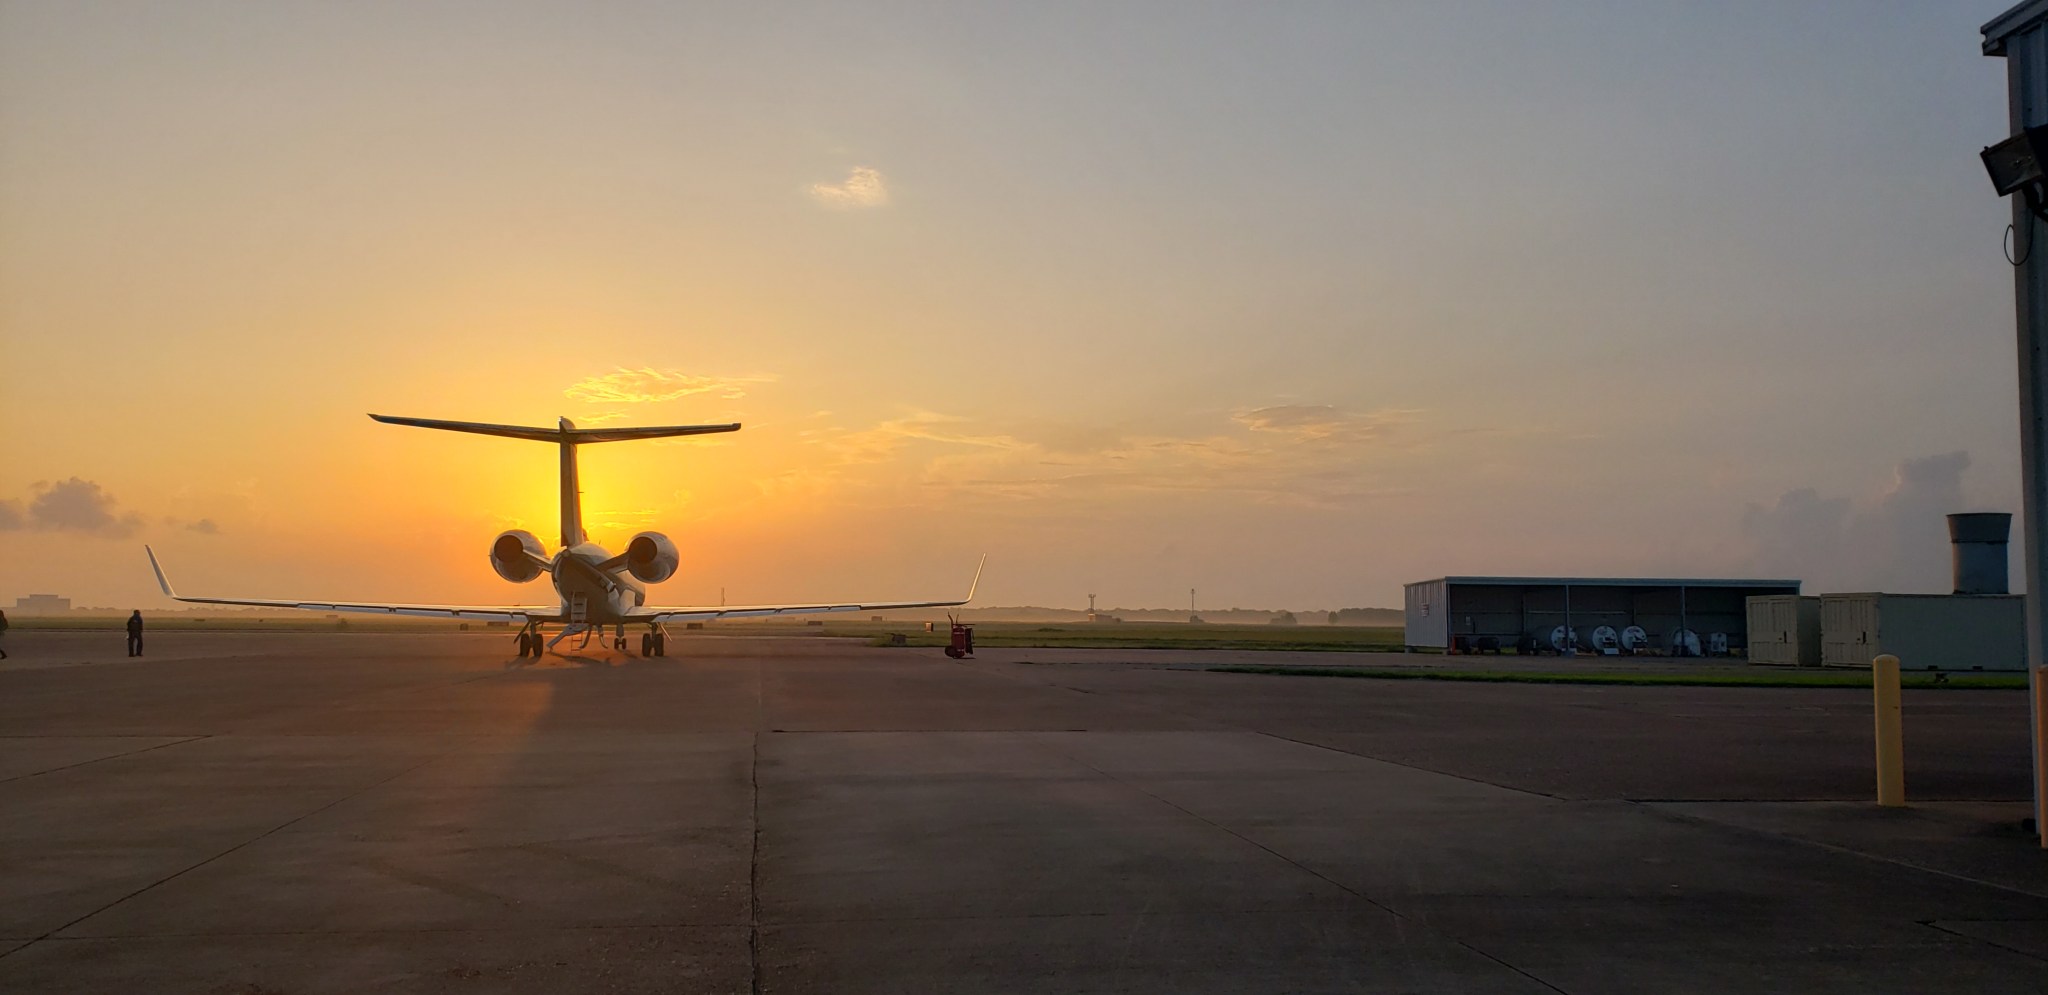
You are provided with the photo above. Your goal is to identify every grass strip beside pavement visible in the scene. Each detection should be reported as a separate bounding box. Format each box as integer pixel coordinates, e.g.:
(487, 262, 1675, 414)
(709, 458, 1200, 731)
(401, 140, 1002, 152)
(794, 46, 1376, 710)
(1206, 665, 2031, 690)
(862, 624, 1405, 653)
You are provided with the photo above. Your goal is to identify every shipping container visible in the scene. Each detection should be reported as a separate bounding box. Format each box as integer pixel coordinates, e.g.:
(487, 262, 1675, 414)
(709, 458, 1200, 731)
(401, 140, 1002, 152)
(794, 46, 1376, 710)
(1745, 595, 1821, 666)
(1818, 593, 2025, 671)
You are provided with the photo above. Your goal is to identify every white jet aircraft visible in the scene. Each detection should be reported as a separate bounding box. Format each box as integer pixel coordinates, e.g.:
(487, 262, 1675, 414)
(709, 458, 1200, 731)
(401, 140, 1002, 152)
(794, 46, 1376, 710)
(146, 414, 982, 657)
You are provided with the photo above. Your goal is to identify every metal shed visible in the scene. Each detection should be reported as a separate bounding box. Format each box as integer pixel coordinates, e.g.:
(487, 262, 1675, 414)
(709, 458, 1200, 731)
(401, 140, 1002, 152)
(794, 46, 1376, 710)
(1747, 595, 1823, 667)
(1818, 593, 2026, 671)
(1403, 577, 1801, 655)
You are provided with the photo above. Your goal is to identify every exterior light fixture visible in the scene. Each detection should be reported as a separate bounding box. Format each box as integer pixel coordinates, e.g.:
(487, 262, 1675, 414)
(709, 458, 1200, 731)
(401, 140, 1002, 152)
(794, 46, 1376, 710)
(1983, 125, 2048, 221)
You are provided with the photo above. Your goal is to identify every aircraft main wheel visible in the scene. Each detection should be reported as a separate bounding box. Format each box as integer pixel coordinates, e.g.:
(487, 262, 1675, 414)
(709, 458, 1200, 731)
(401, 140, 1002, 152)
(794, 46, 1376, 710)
(641, 632, 654, 655)
(516, 633, 531, 657)
(653, 633, 666, 657)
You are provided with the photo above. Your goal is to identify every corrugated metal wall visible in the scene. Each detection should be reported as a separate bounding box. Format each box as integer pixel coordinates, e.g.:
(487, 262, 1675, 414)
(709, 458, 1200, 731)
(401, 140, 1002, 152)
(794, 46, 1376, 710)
(1403, 580, 1448, 649)
(1820, 594, 2026, 671)
(1990, 0, 2048, 847)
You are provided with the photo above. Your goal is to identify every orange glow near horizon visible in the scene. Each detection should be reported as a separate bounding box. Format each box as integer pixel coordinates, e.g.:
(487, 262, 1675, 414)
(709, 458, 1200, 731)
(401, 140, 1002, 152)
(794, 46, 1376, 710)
(0, 4, 2025, 610)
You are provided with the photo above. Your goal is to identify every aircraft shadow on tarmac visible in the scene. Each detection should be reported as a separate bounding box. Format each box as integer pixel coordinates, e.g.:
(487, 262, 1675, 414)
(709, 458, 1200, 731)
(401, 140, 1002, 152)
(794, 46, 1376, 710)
(502, 649, 659, 670)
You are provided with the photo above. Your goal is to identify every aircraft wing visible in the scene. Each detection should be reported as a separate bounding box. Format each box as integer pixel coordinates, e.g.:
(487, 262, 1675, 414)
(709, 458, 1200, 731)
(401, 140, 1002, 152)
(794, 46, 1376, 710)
(632, 555, 985, 623)
(145, 546, 563, 623)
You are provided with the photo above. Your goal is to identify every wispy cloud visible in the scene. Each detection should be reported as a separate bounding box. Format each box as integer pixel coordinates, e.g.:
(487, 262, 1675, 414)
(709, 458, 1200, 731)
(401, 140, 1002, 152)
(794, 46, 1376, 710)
(1233, 405, 1419, 443)
(823, 410, 1023, 465)
(808, 166, 889, 209)
(0, 478, 146, 538)
(594, 508, 663, 532)
(564, 368, 774, 404)
(786, 404, 1426, 510)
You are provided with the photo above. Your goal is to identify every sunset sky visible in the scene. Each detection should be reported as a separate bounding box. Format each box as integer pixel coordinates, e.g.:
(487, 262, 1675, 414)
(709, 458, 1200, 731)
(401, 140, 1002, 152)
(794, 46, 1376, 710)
(0, 1, 2029, 611)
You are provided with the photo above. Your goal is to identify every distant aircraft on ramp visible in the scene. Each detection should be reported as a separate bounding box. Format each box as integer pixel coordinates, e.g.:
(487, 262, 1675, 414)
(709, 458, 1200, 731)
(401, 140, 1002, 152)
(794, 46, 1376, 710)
(147, 414, 982, 657)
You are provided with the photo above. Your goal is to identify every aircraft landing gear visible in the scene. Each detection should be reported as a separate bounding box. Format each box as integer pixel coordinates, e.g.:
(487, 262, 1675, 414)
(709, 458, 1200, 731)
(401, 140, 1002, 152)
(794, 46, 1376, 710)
(642, 625, 667, 657)
(515, 622, 545, 658)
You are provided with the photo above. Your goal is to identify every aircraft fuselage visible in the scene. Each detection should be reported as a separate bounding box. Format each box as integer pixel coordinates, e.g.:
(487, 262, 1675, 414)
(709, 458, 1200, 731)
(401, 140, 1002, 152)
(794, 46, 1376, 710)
(550, 542, 646, 625)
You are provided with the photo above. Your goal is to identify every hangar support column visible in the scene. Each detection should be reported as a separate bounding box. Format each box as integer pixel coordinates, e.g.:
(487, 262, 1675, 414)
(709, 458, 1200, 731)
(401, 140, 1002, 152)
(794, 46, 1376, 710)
(1983, 2, 2048, 848)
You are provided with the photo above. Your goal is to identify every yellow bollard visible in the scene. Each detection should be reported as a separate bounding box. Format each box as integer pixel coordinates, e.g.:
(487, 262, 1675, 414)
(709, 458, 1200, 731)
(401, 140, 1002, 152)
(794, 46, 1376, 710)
(1873, 654, 1904, 807)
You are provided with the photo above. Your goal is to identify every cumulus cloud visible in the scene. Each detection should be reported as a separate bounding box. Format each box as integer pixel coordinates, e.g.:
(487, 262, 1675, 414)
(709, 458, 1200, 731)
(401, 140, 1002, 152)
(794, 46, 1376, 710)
(161, 515, 223, 535)
(563, 368, 773, 404)
(1741, 451, 1982, 592)
(0, 478, 146, 538)
(807, 166, 889, 209)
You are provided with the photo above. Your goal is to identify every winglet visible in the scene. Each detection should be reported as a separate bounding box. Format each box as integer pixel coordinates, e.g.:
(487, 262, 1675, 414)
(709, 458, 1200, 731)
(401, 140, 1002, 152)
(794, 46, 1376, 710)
(965, 553, 986, 603)
(144, 545, 177, 598)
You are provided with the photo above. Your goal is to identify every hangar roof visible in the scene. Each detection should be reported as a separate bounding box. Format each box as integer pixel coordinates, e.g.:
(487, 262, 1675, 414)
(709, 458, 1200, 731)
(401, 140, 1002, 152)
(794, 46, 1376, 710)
(1409, 576, 1801, 590)
(1985, 0, 2048, 55)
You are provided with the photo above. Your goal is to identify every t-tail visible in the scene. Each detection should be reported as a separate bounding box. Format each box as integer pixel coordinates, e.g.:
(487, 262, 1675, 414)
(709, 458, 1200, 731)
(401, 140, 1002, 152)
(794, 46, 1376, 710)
(368, 414, 742, 548)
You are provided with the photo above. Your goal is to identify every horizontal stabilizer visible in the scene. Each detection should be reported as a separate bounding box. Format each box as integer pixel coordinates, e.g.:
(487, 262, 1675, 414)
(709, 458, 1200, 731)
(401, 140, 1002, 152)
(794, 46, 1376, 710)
(369, 414, 740, 444)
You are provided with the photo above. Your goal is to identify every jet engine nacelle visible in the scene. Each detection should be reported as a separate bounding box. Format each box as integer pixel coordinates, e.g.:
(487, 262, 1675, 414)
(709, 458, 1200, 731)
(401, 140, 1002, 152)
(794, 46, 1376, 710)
(624, 531, 680, 584)
(490, 529, 549, 583)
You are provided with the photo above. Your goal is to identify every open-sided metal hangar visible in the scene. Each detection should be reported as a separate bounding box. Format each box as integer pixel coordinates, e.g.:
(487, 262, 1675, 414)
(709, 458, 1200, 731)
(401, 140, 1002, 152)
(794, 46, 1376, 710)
(1403, 576, 1801, 655)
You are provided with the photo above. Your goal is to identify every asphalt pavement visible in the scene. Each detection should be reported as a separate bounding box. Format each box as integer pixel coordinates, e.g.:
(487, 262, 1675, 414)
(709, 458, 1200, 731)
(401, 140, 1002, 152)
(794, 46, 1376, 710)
(0, 630, 2041, 993)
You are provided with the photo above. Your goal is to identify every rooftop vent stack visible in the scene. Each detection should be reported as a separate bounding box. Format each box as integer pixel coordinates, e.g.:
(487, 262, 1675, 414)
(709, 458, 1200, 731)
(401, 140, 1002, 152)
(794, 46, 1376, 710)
(1948, 512, 2013, 595)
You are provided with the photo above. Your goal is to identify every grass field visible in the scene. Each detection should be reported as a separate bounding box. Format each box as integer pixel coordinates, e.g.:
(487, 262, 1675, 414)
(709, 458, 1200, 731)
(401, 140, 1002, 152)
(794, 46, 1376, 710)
(848, 622, 1409, 652)
(1208, 665, 2031, 690)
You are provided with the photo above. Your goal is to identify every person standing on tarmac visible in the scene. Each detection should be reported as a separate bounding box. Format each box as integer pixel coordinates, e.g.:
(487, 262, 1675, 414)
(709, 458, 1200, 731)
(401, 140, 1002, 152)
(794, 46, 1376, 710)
(126, 610, 144, 657)
(0, 608, 9, 660)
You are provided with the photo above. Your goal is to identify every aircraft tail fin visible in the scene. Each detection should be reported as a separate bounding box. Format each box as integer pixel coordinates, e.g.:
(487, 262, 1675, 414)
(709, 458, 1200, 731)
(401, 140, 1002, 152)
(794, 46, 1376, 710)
(369, 414, 743, 548)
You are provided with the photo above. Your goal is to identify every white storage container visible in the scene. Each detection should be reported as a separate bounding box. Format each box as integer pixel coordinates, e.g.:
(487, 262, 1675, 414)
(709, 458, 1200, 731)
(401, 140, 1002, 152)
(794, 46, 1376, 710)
(1818, 593, 2025, 671)
(1745, 595, 1821, 667)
